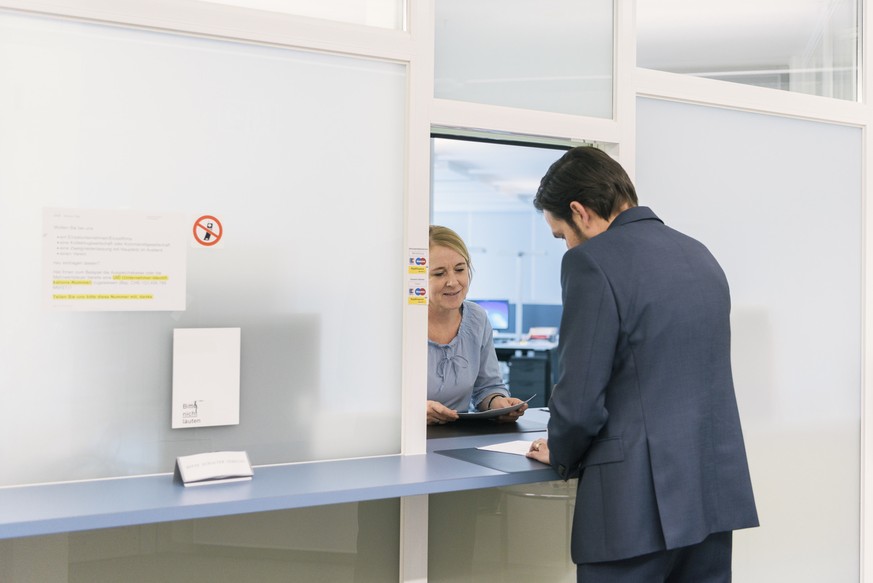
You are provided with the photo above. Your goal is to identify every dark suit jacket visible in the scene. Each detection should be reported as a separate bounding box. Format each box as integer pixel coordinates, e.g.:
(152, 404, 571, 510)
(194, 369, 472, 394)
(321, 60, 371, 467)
(548, 206, 758, 565)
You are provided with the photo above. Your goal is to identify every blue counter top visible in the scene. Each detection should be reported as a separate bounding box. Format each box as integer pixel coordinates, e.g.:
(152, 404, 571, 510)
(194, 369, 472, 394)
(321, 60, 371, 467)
(0, 411, 555, 539)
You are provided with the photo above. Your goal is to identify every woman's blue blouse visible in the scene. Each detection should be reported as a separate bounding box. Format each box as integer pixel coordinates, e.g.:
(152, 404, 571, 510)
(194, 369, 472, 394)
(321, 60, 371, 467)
(427, 301, 509, 411)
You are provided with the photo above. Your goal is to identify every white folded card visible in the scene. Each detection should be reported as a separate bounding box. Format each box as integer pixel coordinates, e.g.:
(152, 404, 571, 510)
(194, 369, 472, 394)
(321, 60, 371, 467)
(174, 451, 253, 487)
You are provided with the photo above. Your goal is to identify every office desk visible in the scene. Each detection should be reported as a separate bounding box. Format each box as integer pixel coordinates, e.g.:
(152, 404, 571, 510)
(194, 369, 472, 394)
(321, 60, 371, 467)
(0, 411, 556, 540)
(494, 340, 558, 407)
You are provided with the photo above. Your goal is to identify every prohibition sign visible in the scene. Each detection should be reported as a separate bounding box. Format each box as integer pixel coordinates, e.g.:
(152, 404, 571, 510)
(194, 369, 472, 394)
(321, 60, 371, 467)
(193, 215, 223, 247)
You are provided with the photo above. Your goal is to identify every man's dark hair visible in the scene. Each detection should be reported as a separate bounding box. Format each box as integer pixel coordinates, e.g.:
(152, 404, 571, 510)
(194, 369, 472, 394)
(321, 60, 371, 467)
(534, 146, 638, 222)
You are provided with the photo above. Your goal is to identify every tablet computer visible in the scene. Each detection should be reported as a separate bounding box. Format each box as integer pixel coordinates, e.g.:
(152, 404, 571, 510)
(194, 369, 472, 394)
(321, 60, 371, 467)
(457, 395, 536, 420)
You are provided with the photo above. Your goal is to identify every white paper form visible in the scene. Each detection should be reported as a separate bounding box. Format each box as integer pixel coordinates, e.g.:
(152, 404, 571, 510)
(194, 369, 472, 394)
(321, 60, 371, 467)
(42, 207, 186, 311)
(172, 328, 241, 429)
(477, 440, 535, 456)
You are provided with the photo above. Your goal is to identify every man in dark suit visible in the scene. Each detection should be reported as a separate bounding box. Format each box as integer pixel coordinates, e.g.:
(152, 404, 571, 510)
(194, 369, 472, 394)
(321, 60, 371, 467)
(526, 146, 758, 582)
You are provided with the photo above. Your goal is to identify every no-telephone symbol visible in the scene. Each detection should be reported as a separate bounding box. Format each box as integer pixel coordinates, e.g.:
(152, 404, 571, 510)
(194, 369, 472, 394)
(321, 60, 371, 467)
(193, 215, 223, 247)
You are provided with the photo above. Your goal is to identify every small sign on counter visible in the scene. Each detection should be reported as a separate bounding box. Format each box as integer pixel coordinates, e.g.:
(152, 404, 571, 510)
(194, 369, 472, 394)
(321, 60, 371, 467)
(174, 451, 253, 487)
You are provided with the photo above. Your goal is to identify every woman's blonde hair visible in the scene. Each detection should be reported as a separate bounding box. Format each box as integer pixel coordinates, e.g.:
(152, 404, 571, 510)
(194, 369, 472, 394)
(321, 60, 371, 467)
(429, 225, 473, 276)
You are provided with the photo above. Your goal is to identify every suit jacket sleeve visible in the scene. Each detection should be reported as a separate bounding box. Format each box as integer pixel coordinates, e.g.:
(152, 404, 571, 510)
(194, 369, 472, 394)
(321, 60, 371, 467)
(548, 247, 620, 480)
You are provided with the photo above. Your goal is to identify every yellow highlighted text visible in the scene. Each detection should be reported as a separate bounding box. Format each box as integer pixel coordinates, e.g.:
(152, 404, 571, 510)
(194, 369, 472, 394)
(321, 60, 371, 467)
(52, 294, 154, 300)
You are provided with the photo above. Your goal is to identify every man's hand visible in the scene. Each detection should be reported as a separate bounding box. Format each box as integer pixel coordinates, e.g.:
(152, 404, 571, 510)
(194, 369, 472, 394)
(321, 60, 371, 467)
(526, 438, 550, 464)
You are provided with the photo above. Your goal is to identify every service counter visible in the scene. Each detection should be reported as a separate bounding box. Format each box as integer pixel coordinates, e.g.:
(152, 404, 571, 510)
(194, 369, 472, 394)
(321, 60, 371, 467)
(0, 410, 556, 540)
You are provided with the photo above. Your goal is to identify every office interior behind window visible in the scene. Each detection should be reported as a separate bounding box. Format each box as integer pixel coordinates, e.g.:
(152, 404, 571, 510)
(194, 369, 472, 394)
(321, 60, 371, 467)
(430, 136, 567, 337)
(430, 136, 569, 406)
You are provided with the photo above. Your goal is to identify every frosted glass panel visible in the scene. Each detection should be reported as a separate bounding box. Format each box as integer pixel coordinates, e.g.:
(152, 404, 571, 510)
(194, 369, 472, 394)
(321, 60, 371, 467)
(0, 13, 405, 486)
(637, 0, 859, 100)
(636, 97, 860, 581)
(201, 0, 404, 29)
(434, 0, 613, 117)
(429, 482, 576, 581)
(0, 500, 400, 582)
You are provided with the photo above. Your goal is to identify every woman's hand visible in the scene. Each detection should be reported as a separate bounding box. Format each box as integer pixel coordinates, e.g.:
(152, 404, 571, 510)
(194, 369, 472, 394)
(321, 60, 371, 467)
(427, 400, 459, 425)
(526, 438, 550, 464)
(486, 396, 528, 423)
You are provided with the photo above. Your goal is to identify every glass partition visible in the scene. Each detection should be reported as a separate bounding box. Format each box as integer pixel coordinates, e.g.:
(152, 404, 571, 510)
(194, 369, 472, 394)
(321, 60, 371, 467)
(434, 0, 614, 117)
(636, 97, 861, 580)
(429, 482, 576, 582)
(0, 12, 405, 486)
(637, 0, 859, 100)
(199, 0, 404, 29)
(0, 500, 400, 583)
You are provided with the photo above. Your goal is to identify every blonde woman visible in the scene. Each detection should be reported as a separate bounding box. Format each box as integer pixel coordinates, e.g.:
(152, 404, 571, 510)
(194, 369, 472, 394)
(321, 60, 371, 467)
(427, 225, 528, 425)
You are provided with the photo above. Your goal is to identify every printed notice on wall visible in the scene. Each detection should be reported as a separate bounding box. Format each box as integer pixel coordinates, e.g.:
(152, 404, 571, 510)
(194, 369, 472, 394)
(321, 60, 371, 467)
(172, 328, 241, 429)
(42, 208, 186, 311)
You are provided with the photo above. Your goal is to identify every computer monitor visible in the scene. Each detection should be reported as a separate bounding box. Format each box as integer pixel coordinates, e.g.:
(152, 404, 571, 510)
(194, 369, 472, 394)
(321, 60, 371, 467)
(470, 299, 510, 332)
